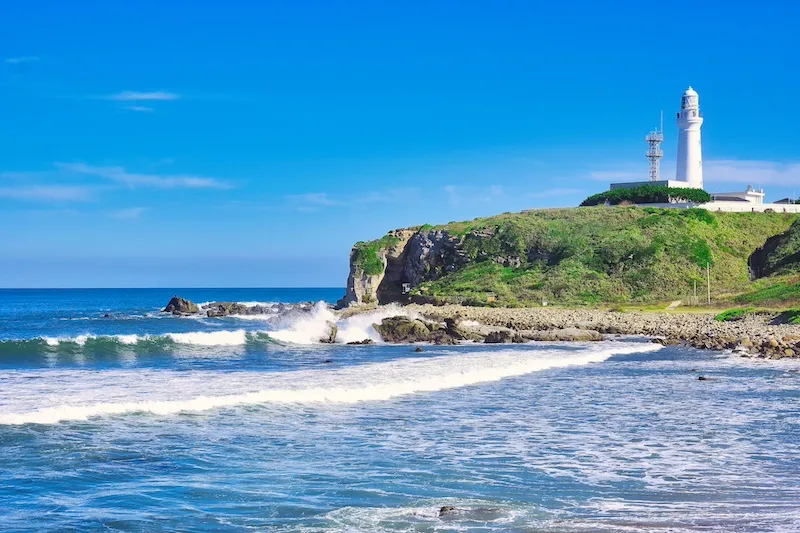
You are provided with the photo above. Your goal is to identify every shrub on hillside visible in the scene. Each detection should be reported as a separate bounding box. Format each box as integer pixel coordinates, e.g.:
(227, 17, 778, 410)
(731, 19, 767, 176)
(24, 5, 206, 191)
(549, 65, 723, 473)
(714, 308, 756, 322)
(580, 185, 711, 207)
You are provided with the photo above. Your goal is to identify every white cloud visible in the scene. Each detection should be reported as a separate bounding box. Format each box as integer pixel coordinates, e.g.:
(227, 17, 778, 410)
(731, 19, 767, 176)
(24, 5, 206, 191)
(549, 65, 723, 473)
(587, 169, 644, 182)
(0, 185, 92, 202)
(587, 159, 800, 188)
(110, 207, 147, 220)
(704, 160, 800, 186)
(285, 193, 341, 211)
(57, 163, 230, 190)
(528, 188, 584, 199)
(107, 91, 180, 102)
(5, 56, 39, 65)
(126, 105, 154, 113)
(443, 184, 504, 206)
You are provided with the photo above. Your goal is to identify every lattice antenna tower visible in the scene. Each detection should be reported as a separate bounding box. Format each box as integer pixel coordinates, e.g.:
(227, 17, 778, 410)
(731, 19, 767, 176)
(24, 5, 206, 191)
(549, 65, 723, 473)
(646, 111, 664, 181)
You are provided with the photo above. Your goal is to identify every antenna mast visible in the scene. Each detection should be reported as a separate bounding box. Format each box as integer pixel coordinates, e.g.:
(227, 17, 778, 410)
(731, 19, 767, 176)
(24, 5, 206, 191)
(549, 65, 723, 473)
(646, 112, 664, 182)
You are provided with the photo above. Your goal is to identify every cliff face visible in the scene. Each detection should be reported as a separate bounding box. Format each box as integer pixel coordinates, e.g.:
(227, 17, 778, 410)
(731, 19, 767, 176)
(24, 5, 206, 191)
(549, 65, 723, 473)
(340, 208, 800, 307)
(749, 219, 800, 279)
(338, 229, 416, 306)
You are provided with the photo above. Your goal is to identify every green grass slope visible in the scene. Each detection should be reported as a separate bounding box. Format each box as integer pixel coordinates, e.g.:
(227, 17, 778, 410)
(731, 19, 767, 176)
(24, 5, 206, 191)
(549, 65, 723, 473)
(407, 207, 798, 306)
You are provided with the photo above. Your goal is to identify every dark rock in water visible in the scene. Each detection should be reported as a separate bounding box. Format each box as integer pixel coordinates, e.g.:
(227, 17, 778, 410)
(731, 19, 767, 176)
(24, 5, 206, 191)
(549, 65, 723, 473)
(163, 296, 199, 315)
(437, 506, 504, 520)
(444, 317, 485, 342)
(346, 339, 375, 345)
(375, 316, 431, 343)
(102, 313, 111, 318)
(414, 346, 424, 352)
(323, 359, 333, 364)
(431, 330, 459, 345)
(484, 330, 520, 344)
(374, 316, 458, 344)
(205, 301, 259, 317)
(698, 375, 709, 381)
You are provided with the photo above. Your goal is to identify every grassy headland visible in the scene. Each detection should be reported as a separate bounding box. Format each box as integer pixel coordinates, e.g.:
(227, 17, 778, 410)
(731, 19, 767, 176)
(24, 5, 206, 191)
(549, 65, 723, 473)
(349, 206, 800, 308)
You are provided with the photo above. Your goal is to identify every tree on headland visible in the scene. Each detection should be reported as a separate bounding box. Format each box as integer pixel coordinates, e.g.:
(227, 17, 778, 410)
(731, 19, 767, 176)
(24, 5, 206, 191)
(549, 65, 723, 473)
(580, 185, 711, 207)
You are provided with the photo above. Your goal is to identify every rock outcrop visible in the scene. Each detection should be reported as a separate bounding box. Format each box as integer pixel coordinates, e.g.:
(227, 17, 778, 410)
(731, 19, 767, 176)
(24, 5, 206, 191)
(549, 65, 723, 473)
(163, 296, 199, 315)
(205, 302, 272, 317)
(319, 321, 338, 344)
(337, 229, 417, 307)
(373, 316, 459, 345)
(162, 297, 315, 317)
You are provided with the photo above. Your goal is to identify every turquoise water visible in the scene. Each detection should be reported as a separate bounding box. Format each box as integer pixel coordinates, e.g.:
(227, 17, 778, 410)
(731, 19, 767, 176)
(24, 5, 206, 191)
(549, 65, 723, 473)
(1, 289, 799, 532)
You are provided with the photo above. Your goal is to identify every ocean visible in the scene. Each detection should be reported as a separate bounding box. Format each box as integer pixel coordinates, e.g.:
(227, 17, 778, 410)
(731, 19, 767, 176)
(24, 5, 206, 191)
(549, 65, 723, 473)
(0, 288, 798, 532)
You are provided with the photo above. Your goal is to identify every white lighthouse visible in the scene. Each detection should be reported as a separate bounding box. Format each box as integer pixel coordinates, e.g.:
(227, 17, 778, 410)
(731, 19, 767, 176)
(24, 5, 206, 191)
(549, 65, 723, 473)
(675, 86, 704, 189)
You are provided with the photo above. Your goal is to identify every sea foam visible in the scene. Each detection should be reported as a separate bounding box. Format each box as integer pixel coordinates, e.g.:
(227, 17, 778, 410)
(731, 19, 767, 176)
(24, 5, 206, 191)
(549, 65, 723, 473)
(269, 301, 418, 344)
(0, 342, 662, 425)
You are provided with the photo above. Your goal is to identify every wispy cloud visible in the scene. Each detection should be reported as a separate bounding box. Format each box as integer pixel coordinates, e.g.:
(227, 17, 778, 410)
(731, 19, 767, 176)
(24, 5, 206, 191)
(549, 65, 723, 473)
(285, 193, 341, 211)
(287, 192, 341, 206)
(528, 187, 584, 199)
(587, 159, 800, 188)
(443, 184, 505, 207)
(704, 160, 800, 186)
(126, 105, 154, 113)
(57, 163, 230, 190)
(285, 188, 421, 211)
(5, 56, 39, 65)
(0, 185, 93, 202)
(106, 91, 180, 102)
(110, 207, 147, 220)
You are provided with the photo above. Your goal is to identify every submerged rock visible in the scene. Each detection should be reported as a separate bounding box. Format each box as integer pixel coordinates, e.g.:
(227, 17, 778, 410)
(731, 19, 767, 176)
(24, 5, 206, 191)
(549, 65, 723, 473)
(346, 339, 375, 345)
(163, 296, 199, 315)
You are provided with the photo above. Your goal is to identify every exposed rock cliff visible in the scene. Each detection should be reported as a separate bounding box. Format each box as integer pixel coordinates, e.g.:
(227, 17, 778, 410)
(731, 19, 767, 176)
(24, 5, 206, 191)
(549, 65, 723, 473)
(337, 229, 417, 307)
(749, 219, 800, 279)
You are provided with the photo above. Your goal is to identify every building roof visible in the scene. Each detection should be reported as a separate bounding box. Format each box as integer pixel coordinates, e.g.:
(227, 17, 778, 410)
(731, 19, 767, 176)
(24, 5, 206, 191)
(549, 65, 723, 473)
(683, 86, 698, 97)
(711, 195, 749, 202)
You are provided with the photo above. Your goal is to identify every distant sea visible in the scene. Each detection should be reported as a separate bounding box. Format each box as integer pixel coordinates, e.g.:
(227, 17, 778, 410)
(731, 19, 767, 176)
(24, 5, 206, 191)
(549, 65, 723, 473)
(1, 288, 798, 532)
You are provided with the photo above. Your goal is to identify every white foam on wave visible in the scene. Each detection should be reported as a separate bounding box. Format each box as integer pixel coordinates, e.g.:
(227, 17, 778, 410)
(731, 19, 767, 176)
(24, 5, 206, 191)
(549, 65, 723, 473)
(42, 334, 96, 346)
(114, 334, 141, 345)
(0, 342, 662, 425)
(38, 330, 259, 347)
(165, 330, 249, 346)
(270, 301, 419, 344)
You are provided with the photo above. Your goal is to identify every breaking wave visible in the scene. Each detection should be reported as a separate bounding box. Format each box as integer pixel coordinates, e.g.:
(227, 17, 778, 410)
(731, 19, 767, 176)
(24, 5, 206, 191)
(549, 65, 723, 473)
(0, 330, 276, 354)
(269, 301, 418, 344)
(0, 342, 662, 425)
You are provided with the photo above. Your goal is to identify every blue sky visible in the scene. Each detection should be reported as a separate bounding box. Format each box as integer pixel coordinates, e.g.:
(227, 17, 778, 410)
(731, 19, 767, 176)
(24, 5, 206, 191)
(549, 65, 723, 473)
(1, 0, 798, 288)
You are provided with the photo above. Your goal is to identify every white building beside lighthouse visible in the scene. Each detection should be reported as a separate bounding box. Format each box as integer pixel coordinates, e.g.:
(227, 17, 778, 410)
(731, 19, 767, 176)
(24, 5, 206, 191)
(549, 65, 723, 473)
(675, 86, 704, 188)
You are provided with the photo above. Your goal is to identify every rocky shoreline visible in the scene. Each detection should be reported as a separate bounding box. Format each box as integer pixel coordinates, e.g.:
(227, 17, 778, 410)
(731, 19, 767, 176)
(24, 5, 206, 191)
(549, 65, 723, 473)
(403, 304, 800, 360)
(160, 295, 800, 359)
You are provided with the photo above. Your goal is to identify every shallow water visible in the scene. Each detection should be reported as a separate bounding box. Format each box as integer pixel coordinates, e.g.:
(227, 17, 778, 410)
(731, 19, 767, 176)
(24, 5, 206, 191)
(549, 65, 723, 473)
(1, 289, 798, 532)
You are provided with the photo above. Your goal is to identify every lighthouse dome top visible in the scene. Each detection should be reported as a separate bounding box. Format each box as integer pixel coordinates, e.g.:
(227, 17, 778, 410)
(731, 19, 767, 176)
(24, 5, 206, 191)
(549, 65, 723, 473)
(683, 86, 698, 97)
